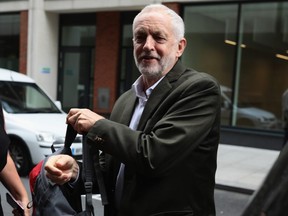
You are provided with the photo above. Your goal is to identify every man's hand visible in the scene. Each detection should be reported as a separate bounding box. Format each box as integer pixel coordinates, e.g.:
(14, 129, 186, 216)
(45, 155, 79, 185)
(67, 108, 104, 134)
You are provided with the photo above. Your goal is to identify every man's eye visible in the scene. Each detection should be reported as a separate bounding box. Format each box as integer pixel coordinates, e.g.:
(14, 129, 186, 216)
(134, 36, 145, 43)
(155, 37, 166, 43)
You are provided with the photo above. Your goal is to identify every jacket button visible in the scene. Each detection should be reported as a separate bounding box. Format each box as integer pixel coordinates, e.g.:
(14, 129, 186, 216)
(94, 135, 103, 143)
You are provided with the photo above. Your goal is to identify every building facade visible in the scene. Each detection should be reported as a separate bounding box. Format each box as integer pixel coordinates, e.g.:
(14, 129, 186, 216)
(0, 0, 287, 149)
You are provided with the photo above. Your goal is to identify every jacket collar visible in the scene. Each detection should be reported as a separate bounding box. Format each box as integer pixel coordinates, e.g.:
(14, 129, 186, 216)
(118, 60, 186, 128)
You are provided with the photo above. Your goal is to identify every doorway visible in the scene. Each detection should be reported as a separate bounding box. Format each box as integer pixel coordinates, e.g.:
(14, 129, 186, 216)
(58, 48, 94, 112)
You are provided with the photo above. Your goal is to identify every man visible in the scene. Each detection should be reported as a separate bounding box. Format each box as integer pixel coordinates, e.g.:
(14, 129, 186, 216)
(45, 4, 221, 216)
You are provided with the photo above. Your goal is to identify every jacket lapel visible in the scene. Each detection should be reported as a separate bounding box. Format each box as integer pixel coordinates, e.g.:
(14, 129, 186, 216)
(137, 61, 186, 130)
(118, 90, 138, 126)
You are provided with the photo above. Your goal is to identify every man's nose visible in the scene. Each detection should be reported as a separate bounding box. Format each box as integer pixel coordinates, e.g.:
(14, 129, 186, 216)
(143, 36, 155, 50)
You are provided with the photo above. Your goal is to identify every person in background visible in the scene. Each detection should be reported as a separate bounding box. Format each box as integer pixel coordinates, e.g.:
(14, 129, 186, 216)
(0, 102, 30, 216)
(45, 4, 221, 216)
(282, 88, 288, 146)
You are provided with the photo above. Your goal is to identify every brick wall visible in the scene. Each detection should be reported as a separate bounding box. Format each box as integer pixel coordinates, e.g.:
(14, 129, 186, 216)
(94, 12, 121, 114)
(164, 2, 181, 14)
(19, 10, 28, 74)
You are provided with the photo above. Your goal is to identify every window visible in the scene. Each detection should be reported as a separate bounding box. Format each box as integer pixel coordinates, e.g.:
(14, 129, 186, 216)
(119, 11, 139, 96)
(0, 81, 60, 114)
(0, 13, 20, 71)
(58, 13, 96, 112)
(183, 2, 288, 131)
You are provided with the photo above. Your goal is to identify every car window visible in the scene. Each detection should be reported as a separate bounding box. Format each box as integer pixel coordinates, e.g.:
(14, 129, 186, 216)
(0, 81, 61, 114)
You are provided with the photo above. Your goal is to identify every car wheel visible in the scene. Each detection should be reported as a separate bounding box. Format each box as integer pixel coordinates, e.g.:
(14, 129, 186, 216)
(8, 138, 31, 176)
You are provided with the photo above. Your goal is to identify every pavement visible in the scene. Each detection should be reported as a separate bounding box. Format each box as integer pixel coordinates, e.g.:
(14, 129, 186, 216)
(216, 143, 280, 193)
(86, 143, 280, 214)
(85, 143, 281, 215)
(1, 143, 280, 216)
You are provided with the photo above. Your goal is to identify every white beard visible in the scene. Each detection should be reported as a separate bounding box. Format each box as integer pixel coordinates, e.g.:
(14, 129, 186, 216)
(135, 52, 175, 78)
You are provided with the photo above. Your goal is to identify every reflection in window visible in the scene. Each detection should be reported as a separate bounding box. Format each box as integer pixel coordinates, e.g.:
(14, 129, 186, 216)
(237, 2, 287, 130)
(62, 26, 96, 46)
(183, 2, 287, 131)
(0, 82, 60, 114)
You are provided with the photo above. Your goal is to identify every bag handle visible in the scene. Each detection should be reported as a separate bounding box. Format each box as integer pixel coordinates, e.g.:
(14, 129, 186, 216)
(51, 124, 77, 154)
(65, 124, 78, 148)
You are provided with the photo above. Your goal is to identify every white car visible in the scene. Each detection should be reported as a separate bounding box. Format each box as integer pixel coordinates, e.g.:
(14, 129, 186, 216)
(0, 68, 82, 176)
(221, 85, 278, 129)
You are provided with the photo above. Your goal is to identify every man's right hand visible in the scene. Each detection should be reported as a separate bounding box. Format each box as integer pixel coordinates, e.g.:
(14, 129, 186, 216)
(45, 154, 79, 185)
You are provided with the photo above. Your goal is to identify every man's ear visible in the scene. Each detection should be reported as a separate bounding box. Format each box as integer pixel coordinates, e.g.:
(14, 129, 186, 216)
(176, 38, 187, 58)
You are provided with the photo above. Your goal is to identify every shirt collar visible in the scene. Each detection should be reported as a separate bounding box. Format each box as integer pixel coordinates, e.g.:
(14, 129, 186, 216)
(132, 76, 164, 101)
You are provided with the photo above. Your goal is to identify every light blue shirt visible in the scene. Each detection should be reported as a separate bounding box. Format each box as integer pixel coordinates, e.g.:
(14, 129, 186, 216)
(129, 75, 164, 130)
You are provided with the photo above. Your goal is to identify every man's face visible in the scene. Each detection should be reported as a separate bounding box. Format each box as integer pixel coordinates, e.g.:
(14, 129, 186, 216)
(133, 12, 183, 78)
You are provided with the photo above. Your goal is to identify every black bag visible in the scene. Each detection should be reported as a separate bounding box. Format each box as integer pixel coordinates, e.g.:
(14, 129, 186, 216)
(29, 124, 108, 216)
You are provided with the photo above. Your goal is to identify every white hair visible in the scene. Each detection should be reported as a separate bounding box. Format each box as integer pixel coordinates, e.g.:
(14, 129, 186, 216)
(133, 4, 185, 41)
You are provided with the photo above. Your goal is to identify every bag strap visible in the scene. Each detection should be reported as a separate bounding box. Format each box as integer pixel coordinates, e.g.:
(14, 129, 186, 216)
(51, 124, 77, 154)
(82, 134, 109, 216)
(82, 134, 95, 216)
(61, 125, 95, 215)
(63, 125, 108, 215)
(65, 124, 78, 148)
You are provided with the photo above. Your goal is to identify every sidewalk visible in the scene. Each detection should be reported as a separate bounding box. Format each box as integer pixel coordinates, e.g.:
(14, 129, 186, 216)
(86, 143, 280, 215)
(216, 144, 280, 193)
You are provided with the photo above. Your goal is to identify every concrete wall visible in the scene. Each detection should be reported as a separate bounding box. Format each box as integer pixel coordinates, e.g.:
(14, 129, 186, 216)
(27, 0, 59, 99)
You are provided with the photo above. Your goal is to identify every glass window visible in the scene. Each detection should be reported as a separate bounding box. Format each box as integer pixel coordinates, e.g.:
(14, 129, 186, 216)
(0, 13, 20, 71)
(237, 2, 287, 130)
(61, 26, 96, 46)
(183, 4, 239, 127)
(0, 81, 61, 114)
(59, 13, 96, 112)
(183, 2, 288, 131)
(119, 12, 139, 96)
